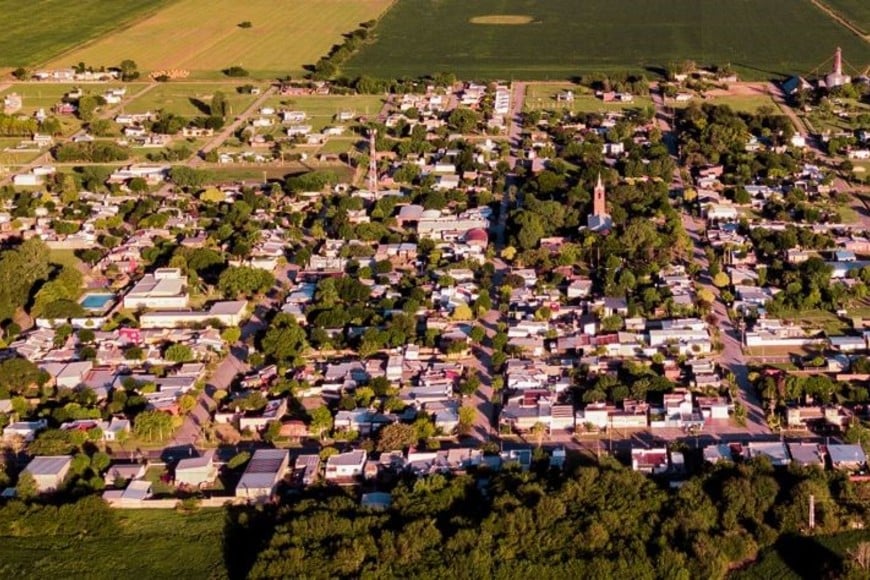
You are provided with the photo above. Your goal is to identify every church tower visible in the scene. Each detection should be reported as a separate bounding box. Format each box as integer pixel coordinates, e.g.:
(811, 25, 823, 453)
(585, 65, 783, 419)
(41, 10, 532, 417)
(587, 172, 612, 232)
(593, 173, 606, 217)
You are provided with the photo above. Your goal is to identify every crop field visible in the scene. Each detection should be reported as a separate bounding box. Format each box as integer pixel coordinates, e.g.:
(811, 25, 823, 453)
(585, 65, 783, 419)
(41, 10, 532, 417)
(0, 0, 171, 67)
(45, 0, 395, 78)
(345, 0, 870, 80)
(0, 509, 227, 579)
(124, 83, 263, 117)
(820, 0, 870, 34)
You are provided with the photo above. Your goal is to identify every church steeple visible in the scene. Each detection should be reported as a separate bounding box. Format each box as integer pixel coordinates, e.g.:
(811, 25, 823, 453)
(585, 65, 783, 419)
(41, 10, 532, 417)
(593, 172, 606, 217)
(586, 172, 612, 233)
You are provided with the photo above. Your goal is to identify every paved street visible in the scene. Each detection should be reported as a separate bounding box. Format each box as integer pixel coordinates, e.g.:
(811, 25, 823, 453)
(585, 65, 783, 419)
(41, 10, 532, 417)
(652, 84, 769, 435)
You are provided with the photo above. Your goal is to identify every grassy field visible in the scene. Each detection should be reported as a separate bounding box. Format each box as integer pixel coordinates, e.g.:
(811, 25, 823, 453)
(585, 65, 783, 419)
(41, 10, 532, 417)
(263, 94, 386, 130)
(0, 0, 171, 67)
(821, 0, 870, 33)
(124, 82, 262, 117)
(0, 509, 227, 579)
(523, 84, 654, 112)
(345, 0, 870, 80)
(45, 0, 394, 78)
(667, 94, 781, 114)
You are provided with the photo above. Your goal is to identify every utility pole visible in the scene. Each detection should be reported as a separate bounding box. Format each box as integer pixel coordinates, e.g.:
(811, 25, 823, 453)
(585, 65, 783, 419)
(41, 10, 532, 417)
(808, 494, 815, 530)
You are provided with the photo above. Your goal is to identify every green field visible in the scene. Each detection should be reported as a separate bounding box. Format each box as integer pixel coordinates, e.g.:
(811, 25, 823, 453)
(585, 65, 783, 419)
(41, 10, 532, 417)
(0, 0, 171, 67)
(124, 83, 262, 117)
(46, 0, 394, 78)
(263, 94, 386, 130)
(523, 83, 654, 112)
(821, 0, 870, 34)
(0, 509, 227, 578)
(345, 0, 870, 80)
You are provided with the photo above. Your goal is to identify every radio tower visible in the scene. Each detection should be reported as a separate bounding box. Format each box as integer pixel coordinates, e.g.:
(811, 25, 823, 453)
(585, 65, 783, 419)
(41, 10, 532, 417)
(368, 129, 377, 193)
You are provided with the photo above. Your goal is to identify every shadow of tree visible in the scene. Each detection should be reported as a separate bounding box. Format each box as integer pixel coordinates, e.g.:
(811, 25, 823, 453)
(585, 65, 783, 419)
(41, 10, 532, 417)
(222, 504, 277, 580)
(772, 533, 844, 579)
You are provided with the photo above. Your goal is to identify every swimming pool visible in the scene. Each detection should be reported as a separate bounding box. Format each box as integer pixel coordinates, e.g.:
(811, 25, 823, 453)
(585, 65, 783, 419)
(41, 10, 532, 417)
(80, 293, 115, 311)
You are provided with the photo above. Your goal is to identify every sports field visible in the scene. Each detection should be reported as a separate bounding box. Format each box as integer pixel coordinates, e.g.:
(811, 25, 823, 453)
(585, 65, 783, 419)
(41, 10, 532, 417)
(0, 0, 170, 67)
(345, 0, 870, 80)
(45, 0, 394, 78)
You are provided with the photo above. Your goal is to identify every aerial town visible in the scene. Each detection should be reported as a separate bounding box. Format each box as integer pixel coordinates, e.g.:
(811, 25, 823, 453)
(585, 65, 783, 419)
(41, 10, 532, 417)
(0, 1, 869, 574)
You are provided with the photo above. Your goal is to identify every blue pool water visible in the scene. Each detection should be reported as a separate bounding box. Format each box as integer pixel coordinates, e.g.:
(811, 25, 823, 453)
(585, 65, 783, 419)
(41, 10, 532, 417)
(80, 294, 115, 310)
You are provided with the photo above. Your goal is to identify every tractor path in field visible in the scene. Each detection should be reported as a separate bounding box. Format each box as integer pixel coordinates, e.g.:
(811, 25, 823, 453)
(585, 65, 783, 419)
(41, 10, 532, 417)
(808, 0, 869, 41)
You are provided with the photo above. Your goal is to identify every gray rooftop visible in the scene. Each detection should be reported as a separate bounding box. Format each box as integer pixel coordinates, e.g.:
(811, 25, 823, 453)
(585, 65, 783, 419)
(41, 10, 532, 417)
(24, 455, 72, 476)
(828, 444, 867, 465)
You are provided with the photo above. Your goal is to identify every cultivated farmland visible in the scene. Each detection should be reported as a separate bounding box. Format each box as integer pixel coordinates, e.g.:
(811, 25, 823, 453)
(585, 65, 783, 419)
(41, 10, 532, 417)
(345, 0, 870, 80)
(45, 0, 394, 78)
(818, 0, 870, 35)
(0, 0, 170, 67)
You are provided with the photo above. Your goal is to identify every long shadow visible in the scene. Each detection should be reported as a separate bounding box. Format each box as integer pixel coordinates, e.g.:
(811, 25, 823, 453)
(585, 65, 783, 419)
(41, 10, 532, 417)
(222, 504, 277, 579)
(188, 98, 212, 116)
(770, 533, 844, 579)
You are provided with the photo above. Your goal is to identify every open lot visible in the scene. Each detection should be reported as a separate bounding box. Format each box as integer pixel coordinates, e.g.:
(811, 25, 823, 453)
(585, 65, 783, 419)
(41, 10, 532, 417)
(523, 83, 654, 112)
(345, 0, 870, 80)
(45, 0, 394, 78)
(0, 0, 170, 67)
(262, 94, 386, 131)
(124, 83, 263, 117)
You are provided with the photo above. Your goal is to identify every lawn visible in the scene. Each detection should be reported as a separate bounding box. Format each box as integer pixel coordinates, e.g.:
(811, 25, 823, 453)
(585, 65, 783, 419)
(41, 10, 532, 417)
(0, 83, 128, 114)
(0, 509, 227, 579)
(45, 0, 395, 78)
(344, 0, 870, 80)
(124, 83, 262, 117)
(523, 84, 654, 113)
(0, 0, 171, 67)
(780, 309, 848, 335)
(821, 0, 870, 33)
(669, 94, 781, 114)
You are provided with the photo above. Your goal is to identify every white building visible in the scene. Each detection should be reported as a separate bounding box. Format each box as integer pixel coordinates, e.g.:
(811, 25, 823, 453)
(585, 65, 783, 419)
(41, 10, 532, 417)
(325, 450, 367, 481)
(123, 268, 188, 310)
(23, 455, 73, 493)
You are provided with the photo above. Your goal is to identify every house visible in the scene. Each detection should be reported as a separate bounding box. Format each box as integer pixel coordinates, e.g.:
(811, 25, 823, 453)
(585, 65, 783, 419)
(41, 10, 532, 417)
(23, 455, 73, 493)
(175, 450, 218, 488)
(139, 300, 247, 329)
(235, 449, 289, 502)
(3, 420, 48, 442)
(747, 441, 790, 466)
(787, 442, 824, 468)
(294, 454, 320, 486)
(325, 450, 367, 482)
(123, 268, 188, 310)
(334, 408, 394, 435)
(703, 444, 736, 464)
(239, 398, 288, 432)
(631, 448, 669, 474)
(104, 463, 147, 486)
(828, 444, 867, 471)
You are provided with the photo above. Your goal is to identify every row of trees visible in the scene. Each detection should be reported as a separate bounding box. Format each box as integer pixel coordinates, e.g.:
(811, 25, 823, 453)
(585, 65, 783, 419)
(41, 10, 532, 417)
(250, 458, 868, 578)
